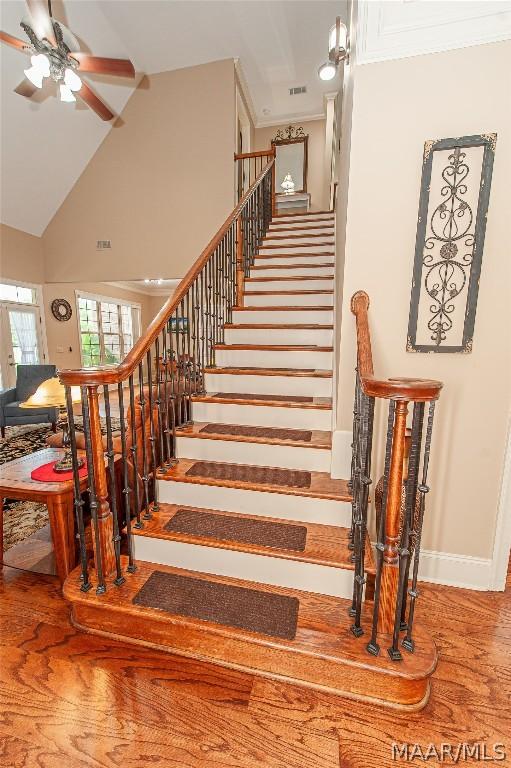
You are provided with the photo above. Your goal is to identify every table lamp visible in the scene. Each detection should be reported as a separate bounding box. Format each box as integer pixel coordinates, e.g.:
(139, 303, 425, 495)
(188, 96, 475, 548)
(281, 173, 295, 195)
(21, 377, 83, 473)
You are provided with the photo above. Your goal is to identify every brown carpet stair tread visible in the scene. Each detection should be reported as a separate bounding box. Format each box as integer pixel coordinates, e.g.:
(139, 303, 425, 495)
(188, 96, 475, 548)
(133, 503, 369, 571)
(133, 570, 299, 640)
(186, 461, 311, 489)
(161, 458, 351, 501)
(178, 422, 331, 449)
(193, 393, 333, 409)
(205, 366, 332, 378)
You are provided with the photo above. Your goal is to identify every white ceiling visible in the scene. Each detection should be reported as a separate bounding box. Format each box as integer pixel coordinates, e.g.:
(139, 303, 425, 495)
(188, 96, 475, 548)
(0, 0, 343, 237)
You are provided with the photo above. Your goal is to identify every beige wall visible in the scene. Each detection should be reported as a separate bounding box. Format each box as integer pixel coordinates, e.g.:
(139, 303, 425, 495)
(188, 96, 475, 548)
(336, 41, 511, 560)
(0, 223, 44, 284)
(43, 59, 236, 283)
(254, 120, 327, 210)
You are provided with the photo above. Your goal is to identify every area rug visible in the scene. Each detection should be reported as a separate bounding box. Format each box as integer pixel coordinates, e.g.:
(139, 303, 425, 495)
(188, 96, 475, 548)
(1, 417, 122, 552)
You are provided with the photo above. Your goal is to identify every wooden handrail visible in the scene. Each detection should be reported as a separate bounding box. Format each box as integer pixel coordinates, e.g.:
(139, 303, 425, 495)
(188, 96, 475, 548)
(350, 291, 442, 402)
(234, 148, 276, 161)
(59, 158, 275, 387)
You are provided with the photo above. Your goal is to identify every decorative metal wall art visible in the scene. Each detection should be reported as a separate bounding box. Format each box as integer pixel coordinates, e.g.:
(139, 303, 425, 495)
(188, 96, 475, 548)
(407, 134, 496, 353)
(51, 298, 72, 321)
(273, 125, 306, 141)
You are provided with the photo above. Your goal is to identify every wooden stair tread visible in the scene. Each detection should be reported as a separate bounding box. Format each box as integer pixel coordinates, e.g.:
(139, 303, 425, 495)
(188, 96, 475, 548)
(259, 243, 334, 249)
(246, 275, 334, 282)
(176, 421, 332, 449)
(133, 503, 371, 571)
(192, 393, 333, 409)
(161, 458, 350, 501)
(214, 343, 333, 351)
(274, 210, 334, 218)
(250, 263, 334, 270)
(263, 233, 335, 241)
(268, 225, 334, 233)
(205, 366, 332, 377)
(64, 557, 436, 708)
(254, 253, 335, 260)
(224, 323, 333, 329)
(232, 305, 334, 311)
(244, 290, 334, 296)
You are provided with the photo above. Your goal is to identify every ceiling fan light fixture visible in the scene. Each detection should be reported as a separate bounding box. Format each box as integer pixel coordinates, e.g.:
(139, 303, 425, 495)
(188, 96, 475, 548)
(318, 62, 337, 81)
(32, 53, 50, 77)
(64, 67, 82, 92)
(24, 63, 44, 88)
(60, 83, 76, 102)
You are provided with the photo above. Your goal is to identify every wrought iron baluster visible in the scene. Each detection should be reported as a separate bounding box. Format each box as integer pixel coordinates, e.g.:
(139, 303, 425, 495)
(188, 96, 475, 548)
(117, 382, 136, 572)
(80, 385, 106, 594)
(128, 373, 142, 529)
(161, 327, 173, 467)
(154, 336, 165, 470)
(367, 400, 396, 656)
(388, 401, 424, 660)
(167, 317, 178, 463)
(102, 385, 125, 586)
(137, 362, 151, 520)
(146, 349, 159, 512)
(65, 385, 91, 591)
(402, 401, 436, 652)
(348, 371, 362, 555)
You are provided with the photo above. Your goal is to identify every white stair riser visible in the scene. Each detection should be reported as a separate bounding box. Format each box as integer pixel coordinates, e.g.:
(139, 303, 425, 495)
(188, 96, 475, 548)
(204, 372, 332, 397)
(192, 400, 332, 430)
(259, 245, 333, 256)
(224, 327, 333, 346)
(272, 214, 334, 225)
(244, 293, 334, 307)
(255, 254, 335, 266)
(268, 227, 334, 237)
(263, 237, 334, 248)
(251, 266, 334, 278)
(215, 348, 333, 369)
(134, 536, 352, 599)
(176, 434, 332, 472)
(158, 478, 351, 526)
(247, 279, 333, 291)
(232, 308, 334, 324)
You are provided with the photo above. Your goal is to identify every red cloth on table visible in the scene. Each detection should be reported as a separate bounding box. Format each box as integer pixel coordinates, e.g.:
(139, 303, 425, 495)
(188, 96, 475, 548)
(31, 460, 87, 482)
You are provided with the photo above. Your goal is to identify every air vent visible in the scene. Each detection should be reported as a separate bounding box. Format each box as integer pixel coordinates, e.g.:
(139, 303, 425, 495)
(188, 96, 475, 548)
(96, 240, 112, 250)
(289, 86, 307, 96)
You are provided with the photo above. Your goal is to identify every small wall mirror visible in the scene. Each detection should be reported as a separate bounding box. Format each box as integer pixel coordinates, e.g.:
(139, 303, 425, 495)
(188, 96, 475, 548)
(272, 131, 308, 194)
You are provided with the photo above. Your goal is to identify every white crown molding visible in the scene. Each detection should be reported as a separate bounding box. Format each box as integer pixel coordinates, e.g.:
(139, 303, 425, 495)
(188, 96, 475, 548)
(255, 112, 326, 129)
(357, 0, 511, 65)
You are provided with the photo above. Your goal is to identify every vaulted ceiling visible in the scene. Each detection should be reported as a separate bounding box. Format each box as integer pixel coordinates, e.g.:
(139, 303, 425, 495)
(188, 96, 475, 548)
(0, 0, 343, 236)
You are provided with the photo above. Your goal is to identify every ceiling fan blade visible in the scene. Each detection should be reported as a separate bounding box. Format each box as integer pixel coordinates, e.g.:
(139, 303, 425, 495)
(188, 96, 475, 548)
(14, 78, 39, 98)
(78, 81, 114, 121)
(26, 0, 56, 45)
(0, 30, 30, 52)
(71, 53, 135, 78)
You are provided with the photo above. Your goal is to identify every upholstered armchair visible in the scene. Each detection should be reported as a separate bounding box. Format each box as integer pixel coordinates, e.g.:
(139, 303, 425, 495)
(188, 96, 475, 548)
(0, 364, 59, 437)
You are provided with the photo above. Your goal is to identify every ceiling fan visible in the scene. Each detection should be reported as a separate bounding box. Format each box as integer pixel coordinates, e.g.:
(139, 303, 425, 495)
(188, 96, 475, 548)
(0, 0, 135, 121)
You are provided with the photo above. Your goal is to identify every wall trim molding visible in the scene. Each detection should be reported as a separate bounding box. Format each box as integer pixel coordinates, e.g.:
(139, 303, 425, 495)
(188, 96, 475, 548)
(489, 416, 511, 590)
(255, 112, 326, 129)
(418, 550, 492, 592)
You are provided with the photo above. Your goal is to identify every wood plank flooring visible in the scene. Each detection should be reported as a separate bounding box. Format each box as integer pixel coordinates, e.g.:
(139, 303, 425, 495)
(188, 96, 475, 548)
(0, 562, 510, 767)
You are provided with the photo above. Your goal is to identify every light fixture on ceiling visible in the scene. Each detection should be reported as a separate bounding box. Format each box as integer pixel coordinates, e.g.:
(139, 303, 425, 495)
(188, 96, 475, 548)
(64, 67, 82, 92)
(318, 16, 348, 81)
(24, 53, 50, 88)
(59, 83, 75, 102)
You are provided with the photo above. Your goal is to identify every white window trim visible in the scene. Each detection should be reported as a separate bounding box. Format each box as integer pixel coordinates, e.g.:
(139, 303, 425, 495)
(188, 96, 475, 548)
(0, 276, 49, 364)
(75, 289, 142, 368)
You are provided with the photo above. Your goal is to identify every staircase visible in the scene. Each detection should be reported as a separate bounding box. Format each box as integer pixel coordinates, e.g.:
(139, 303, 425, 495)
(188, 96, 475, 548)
(61, 157, 440, 711)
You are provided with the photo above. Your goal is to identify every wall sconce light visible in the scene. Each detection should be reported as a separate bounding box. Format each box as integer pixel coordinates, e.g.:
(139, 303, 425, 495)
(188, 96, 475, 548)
(318, 17, 348, 81)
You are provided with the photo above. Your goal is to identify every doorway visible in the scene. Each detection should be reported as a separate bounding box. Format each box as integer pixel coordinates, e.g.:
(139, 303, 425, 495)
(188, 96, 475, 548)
(0, 281, 47, 389)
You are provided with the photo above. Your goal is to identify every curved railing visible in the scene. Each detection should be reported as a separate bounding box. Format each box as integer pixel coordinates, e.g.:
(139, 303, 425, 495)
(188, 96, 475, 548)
(61, 159, 275, 593)
(349, 290, 442, 659)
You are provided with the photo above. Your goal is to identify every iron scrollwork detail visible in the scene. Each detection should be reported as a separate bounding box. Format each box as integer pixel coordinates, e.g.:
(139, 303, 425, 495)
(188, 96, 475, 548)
(407, 134, 496, 353)
(273, 125, 306, 141)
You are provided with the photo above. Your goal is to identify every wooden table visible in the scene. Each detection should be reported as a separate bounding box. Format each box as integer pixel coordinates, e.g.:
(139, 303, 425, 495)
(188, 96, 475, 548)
(0, 448, 82, 585)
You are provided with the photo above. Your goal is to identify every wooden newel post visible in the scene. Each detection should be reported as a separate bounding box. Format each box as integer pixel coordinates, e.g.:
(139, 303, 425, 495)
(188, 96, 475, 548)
(87, 387, 117, 579)
(271, 147, 276, 219)
(236, 215, 245, 307)
(378, 399, 409, 635)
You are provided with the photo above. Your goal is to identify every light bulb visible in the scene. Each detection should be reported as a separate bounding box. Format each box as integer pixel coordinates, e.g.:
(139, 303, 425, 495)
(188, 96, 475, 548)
(24, 64, 44, 88)
(32, 53, 50, 77)
(60, 84, 76, 102)
(64, 68, 82, 92)
(318, 62, 337, 81)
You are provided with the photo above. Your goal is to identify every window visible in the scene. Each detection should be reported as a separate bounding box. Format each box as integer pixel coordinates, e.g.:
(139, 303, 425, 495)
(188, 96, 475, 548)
(77, 293, 140, 368)
(0, 282, 36, 304)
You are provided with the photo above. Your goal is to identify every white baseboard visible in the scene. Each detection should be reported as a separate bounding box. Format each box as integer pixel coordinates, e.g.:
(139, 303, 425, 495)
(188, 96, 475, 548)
(331, 429, 352, 479)
(418, 550, 492, 591)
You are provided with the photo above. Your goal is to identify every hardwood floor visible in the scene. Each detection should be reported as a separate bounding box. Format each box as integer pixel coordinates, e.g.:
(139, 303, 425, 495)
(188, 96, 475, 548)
(0, 563, 510, 766)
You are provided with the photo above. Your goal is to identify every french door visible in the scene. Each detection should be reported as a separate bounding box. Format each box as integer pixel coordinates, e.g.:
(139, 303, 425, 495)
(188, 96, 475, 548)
(0, 303, 45, 389)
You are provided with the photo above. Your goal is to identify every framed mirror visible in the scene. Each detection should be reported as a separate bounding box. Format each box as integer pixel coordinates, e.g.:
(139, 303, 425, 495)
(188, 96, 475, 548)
(272, 129, 308, 194)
